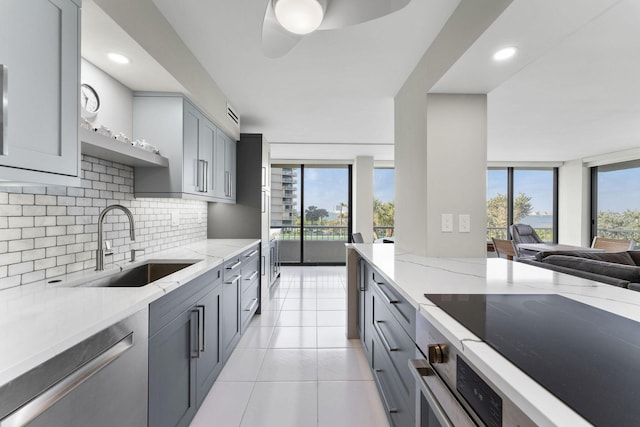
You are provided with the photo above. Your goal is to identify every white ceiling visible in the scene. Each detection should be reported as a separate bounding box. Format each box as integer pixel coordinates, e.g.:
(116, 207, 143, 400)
(434, 0, 640, 162)
(82, 0, 640, 163)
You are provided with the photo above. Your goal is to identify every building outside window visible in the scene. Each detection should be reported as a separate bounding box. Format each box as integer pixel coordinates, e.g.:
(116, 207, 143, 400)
(592, 160, 640, 242)
(487, 167, 557, 242)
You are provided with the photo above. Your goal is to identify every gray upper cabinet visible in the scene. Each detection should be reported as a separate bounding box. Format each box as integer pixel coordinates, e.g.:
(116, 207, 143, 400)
(133, 93, 235, 203)
(214, 129, 236, 202)
(0, 0, 80, 186)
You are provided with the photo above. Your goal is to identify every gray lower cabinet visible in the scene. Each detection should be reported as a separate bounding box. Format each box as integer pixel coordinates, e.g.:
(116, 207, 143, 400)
(0, 0, 80, 185)
(359, 261, 416, 427)
(221, 267, 241, 362)
(148, 307, 197, 427)
(148, 266, 222, 427)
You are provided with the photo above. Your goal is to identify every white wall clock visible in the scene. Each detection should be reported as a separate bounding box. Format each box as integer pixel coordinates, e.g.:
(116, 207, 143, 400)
(80, 83, 100, 118)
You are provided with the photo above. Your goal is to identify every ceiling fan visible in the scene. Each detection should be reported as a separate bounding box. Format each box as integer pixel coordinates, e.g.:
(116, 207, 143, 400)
(262, 0, 411, 57)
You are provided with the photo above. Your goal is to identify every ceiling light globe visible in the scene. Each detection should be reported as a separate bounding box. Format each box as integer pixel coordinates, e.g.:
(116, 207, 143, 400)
(493, 47, 518, 62)
(274, 0, 324, 35)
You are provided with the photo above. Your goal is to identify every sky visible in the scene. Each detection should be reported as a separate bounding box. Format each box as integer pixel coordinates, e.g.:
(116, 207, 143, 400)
(597, 168, 640, 212)
(487, 169, 554, 213)
(280, 167, 395, 215)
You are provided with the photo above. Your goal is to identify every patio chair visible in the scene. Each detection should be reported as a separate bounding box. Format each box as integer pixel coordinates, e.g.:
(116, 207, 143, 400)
(510, 223, 543, 257)
(591, 236, 635, 252)
(492, 238, 518, 261)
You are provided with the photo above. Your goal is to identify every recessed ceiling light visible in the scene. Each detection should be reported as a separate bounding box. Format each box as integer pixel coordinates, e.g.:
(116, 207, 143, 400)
(493, 47, 517, 62)
(107, 52, 130, 64)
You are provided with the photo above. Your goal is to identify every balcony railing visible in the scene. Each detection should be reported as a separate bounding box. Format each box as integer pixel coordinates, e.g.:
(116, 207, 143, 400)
(270, 225, 395, 242)
(597, 228, 640, 243)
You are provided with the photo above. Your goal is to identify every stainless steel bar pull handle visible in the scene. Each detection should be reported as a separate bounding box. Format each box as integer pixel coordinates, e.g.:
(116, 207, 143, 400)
(225, 171, 230, 196)
(1, 65, 7, 156)
(192, 308, 201, 358)
(204, 161, 209, 193)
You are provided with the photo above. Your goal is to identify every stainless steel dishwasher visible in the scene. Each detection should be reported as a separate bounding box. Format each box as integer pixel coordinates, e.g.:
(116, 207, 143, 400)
(0, 308, 148, 427)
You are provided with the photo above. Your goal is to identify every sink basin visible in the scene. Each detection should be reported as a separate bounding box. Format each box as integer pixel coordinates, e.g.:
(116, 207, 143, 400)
(60, 262, 199, 288)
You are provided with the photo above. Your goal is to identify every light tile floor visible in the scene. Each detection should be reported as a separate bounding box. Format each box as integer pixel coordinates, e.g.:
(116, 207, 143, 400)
(190, 266, 390, 427)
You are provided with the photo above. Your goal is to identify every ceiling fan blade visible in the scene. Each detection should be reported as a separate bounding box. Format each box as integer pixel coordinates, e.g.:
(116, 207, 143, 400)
(262, 0, 304, 58)
(318, 0, 411, 30)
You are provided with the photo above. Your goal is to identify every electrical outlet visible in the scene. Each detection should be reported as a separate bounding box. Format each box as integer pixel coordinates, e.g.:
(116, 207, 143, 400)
(171, 211, 180, 227)
(441, 213, 453, 232)
(459, 214, 471, 233)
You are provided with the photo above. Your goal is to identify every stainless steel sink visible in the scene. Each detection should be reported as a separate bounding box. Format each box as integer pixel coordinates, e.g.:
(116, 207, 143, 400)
(59, 261, 199, 288)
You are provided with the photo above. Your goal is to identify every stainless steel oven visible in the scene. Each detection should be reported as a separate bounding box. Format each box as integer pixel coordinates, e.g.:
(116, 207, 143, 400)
(410, 312, 536, 427)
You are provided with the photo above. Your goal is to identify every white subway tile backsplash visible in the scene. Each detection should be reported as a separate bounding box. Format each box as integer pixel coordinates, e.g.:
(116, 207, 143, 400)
(23, 249, 46, 262)
(8, 239, 34, 252)
(46, 226, 67, 237)
(0, 205, 22, 216)
(35, 217, 56, 227)
(8, 261, 34, 276)
(8, 217, 34, 228)
(23, 228, 46, 239)
(35, 195, 57, 205)
(23, 205, 46, 216)
(0, 155, 207, 286)
(47, 206, 66, 216)
(8, 194, 34, 205)
(0, 229, 21, 241)
(0, 252, 21, 267)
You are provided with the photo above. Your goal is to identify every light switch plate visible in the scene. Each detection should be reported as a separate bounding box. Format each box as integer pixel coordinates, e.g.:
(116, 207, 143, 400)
(171, 211, 180, 227)
(459, 214, 471, 233)
(441, 213, 453, 232)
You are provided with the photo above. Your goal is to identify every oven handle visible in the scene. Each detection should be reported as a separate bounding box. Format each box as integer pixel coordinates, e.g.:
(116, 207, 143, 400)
(409, 359, 476, 427)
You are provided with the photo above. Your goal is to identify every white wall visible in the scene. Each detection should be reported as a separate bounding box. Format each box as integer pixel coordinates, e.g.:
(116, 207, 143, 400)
(81, 59, 133, 137)
(425, 94, 488, 256)
(558, 159, 591, 246)
(353, 156, 374, 243)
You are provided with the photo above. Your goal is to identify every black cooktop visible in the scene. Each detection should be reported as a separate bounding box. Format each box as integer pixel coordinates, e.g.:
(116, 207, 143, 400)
(424, 293, 640, 427)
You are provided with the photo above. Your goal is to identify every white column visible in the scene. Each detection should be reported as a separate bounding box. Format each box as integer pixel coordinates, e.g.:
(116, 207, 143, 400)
(353, 156, 374, 243)
(559, 159, 591, 246)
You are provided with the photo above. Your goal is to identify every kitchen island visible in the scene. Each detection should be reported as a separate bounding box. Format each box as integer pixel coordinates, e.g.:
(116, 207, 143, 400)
(347, 243, 640, 426)
(0, 239, 259, 388)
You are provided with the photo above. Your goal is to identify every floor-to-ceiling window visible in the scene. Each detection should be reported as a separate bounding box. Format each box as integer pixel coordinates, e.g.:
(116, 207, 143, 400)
(591, 160, 640, 242)
(373, 168, 394, 239)
(271, 164, 352, 265)
(487, 167, 558, 242)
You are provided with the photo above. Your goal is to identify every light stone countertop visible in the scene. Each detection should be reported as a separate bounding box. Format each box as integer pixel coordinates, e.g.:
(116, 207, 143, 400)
(0, 238, 260, 387)
(351, 243, 640, 427)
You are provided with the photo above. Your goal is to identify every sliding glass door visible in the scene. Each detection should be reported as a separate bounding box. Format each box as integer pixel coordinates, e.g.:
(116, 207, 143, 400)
(271, 164, 352, 265)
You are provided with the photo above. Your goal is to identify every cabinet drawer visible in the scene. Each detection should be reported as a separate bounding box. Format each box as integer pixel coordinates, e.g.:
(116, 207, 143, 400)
(241, 245, 260, 261)
(149, 267, 221, 336)
(368, 266, 415, 341)
(241, 258, 260, 293)
(371, 334, 414, 427)
(372, 284, 415, 401)
(240, 280, 260, 331)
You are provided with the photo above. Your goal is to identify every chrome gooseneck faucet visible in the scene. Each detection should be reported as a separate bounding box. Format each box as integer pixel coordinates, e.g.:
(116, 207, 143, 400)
(96, 204, 135, 271)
